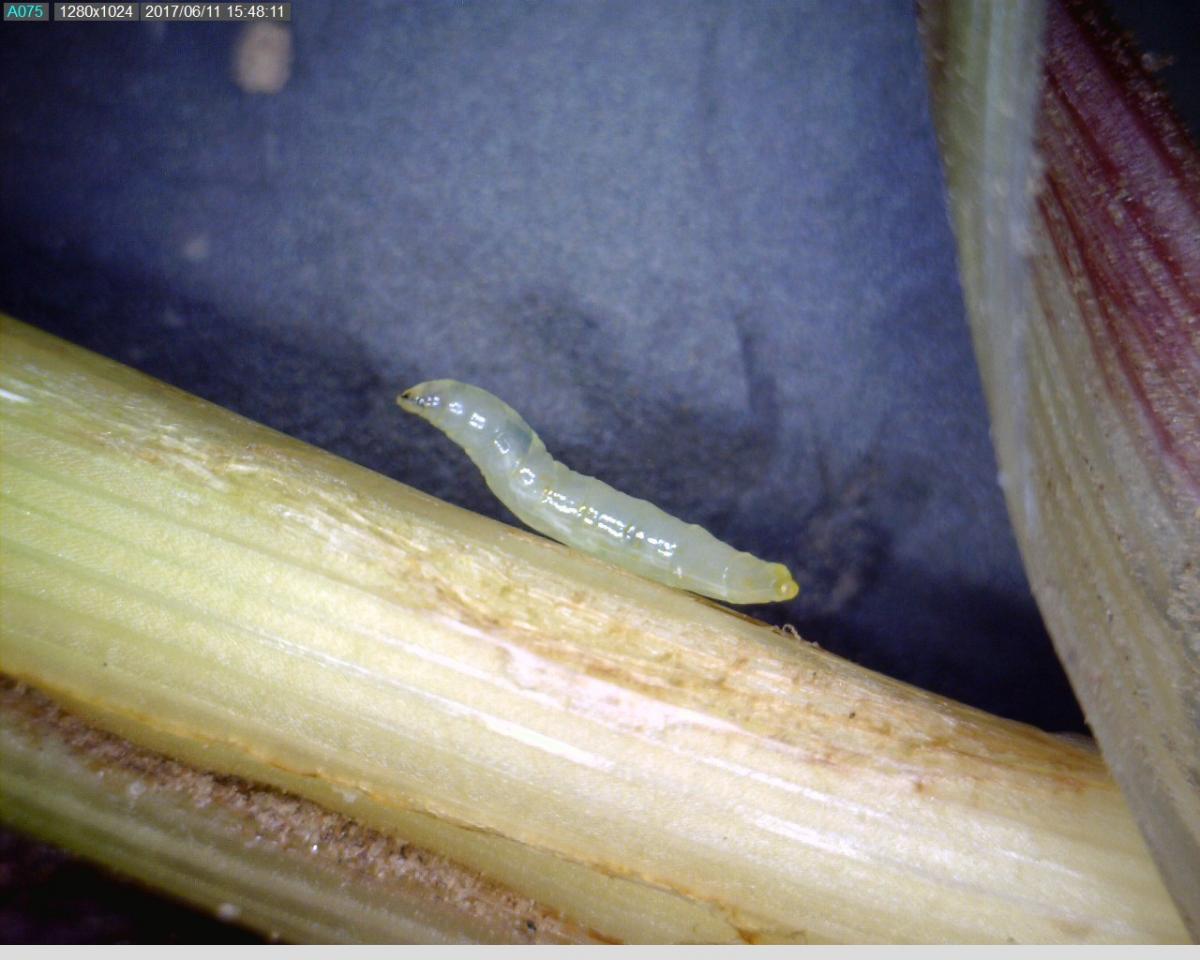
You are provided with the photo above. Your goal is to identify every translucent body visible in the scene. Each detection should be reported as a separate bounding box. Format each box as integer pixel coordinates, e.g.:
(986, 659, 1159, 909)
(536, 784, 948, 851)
(398, 380, 798, 604)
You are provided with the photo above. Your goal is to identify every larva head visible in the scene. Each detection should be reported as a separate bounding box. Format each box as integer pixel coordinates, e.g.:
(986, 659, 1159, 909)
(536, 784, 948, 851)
(398, 380, 534, 473)
(398, 378, 509, 432)
(397, 380, 460, 425)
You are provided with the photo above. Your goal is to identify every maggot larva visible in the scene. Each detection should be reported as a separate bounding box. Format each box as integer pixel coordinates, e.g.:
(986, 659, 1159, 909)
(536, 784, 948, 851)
(398, 379, 798, 604)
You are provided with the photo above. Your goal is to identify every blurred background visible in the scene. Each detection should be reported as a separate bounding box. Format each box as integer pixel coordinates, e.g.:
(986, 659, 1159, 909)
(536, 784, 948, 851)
(1, 0, 1196, 943)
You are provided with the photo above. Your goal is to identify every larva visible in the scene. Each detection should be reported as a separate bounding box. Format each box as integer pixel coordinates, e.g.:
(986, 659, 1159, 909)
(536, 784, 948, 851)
(398, 380, 799, 604)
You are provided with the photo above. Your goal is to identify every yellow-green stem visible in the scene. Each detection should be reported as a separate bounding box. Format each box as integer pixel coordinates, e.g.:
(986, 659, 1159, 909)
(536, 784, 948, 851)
(0, 315, 1187, 942)
(0, 679, 590, 944)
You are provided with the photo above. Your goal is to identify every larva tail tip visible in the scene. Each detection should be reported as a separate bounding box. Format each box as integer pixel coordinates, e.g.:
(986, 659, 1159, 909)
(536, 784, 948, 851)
(776, 567, 800, 601)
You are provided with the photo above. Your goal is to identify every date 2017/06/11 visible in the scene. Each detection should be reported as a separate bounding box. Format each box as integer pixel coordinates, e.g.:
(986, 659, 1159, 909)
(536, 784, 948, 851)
(3, 2, 289, 19)
(142, 2, 288, 18)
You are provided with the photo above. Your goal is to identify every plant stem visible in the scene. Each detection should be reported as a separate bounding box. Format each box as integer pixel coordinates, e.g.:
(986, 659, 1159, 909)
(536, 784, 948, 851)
(0, 679, 591, 944)
(0, 314, 1187, 942)
(922, 0, 1200, 934)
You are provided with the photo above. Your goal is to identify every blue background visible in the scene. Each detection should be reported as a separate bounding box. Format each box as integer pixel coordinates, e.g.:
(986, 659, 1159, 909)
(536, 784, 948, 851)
(2, 1, 1082, 726)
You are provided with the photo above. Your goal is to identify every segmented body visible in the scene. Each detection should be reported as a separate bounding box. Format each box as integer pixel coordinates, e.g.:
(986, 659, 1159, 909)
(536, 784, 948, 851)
(398, 380, 798, 604)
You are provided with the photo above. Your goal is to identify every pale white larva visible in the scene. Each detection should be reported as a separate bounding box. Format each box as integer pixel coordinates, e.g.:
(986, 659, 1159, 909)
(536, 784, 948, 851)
(398, 380, 798, 604)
